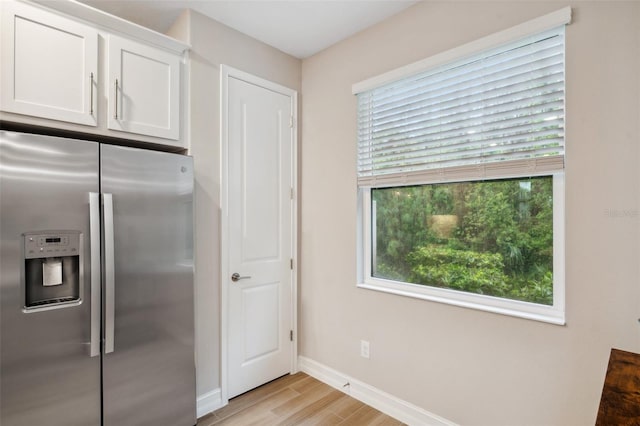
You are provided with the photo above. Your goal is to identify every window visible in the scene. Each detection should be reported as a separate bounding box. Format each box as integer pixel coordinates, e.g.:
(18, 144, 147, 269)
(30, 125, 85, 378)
(354, 8, 570, 324)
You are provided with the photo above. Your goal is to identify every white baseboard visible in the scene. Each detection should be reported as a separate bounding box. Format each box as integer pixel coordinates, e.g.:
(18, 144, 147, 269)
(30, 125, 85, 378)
(298, 356, 456, 426)
(197, 388, 224, 419)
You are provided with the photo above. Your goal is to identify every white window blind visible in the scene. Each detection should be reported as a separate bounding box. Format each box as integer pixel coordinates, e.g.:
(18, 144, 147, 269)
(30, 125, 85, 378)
(357, 26, 566, 187)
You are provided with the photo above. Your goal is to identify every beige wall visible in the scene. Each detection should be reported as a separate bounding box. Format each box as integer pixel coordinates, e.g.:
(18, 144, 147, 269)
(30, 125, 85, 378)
(169, 10, 301, 399)
(300, 2, 640, 425)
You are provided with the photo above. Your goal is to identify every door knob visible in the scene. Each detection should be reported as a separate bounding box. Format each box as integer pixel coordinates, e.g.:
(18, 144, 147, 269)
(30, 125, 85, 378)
(231, 273, 251, 282)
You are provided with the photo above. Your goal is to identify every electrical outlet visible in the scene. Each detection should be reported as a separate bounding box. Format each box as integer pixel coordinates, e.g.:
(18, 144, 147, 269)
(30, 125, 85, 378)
(360, 340, 370, 359)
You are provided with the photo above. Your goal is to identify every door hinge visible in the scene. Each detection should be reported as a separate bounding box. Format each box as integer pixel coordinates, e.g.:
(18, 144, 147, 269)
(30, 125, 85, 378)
(290, 330, 294, 341)
(290, 258, 293, 270)
(289, 116, 294, 128)
(290, 187, 294, 200)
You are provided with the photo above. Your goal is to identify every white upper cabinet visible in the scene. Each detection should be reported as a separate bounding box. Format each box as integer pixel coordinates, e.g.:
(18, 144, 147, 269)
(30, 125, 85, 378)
(0, 1, 98, 126)
(0, 0, 188, 148)
(108, 35, 180, 140)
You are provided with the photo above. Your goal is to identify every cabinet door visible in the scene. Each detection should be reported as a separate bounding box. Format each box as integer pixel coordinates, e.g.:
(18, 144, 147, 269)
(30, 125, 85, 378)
(108, 35, 180, 140)
(0, 1, 98, 126)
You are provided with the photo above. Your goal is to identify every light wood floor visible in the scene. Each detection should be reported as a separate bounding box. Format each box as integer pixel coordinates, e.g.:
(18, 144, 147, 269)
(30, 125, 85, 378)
(197, 372, 405, 426)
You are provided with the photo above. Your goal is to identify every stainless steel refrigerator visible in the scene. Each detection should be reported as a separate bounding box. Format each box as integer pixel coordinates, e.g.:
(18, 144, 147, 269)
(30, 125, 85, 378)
(0, 130, 196, 425)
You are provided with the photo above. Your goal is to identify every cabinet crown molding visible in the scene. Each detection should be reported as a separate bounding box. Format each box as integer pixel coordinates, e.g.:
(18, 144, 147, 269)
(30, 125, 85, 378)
(30, 0, 190, 54)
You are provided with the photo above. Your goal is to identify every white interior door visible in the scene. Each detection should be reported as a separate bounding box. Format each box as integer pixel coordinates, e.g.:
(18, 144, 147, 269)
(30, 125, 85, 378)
(225, 71, 295, 399)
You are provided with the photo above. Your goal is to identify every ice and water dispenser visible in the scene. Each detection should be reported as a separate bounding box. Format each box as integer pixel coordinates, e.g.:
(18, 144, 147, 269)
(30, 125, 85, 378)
(23, 231, 82, 310)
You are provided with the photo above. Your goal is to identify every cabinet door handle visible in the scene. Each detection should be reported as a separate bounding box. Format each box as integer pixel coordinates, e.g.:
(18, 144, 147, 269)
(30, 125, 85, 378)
(114, 79, 119, 120)
(89, 72, 94, 116)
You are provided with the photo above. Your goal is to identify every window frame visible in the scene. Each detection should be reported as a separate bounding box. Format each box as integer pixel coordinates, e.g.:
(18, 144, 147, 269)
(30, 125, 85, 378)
(357, 172, 565, 325)
(353, 8, 571, 324)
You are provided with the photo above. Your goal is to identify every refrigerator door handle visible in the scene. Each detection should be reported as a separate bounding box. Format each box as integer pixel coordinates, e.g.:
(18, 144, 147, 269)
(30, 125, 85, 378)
(104, 193, 115, 354)
(89, 192, 101, 357)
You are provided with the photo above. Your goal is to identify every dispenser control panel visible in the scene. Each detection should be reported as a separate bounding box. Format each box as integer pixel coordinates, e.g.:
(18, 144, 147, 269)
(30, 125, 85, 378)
(24, 231, 81, 259)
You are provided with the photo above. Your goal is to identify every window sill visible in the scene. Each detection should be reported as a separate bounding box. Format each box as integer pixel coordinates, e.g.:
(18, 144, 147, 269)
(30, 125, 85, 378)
(357, 277, 565, 325)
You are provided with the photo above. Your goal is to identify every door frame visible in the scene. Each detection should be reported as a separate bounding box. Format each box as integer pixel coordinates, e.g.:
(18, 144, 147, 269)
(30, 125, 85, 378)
(219, 65, 298, 405)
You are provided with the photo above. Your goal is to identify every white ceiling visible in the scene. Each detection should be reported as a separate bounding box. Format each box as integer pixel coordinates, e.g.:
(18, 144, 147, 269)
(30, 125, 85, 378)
(79, 0, 418, 58)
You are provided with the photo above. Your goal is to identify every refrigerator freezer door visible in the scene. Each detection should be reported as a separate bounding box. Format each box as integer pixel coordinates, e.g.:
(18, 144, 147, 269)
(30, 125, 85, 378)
(0, 131, 101, 426)
(100, 144, 196, 426)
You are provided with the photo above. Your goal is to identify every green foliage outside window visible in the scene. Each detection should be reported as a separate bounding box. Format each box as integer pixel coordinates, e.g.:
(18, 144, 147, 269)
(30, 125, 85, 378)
(372, 177, 554, 305)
